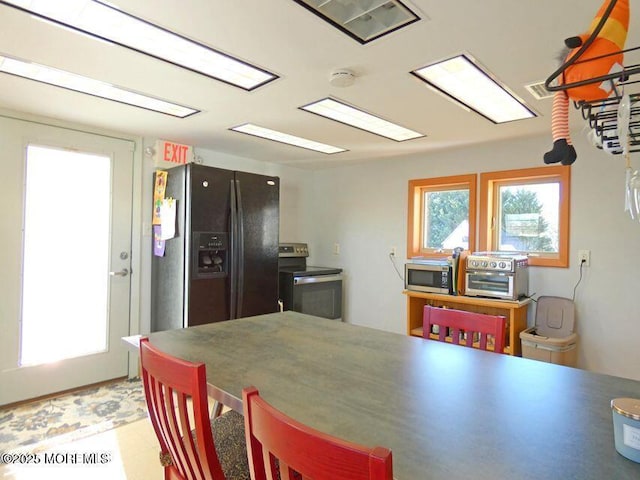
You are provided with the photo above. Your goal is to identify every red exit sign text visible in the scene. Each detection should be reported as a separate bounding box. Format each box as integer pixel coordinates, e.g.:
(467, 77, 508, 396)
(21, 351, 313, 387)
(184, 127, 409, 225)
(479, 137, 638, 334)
(158, 140, 193, 164)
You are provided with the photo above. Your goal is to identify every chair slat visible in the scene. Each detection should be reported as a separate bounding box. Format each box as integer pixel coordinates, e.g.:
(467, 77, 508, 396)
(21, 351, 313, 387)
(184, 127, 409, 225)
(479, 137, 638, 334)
(163, 386, 192, 479)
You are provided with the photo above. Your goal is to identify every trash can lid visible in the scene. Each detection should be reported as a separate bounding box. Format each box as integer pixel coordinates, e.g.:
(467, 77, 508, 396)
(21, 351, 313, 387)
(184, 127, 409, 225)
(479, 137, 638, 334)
(534, 296, 575, 337)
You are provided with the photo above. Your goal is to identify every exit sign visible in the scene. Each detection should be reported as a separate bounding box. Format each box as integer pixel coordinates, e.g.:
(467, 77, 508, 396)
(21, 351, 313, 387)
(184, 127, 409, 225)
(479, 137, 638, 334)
(156, 140, 193, 165)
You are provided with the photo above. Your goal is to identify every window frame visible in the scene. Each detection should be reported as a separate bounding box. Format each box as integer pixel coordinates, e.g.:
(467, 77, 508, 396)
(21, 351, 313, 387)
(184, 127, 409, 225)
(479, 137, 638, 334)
(407, 174, 477, 258)
(478, 166, 570, 268)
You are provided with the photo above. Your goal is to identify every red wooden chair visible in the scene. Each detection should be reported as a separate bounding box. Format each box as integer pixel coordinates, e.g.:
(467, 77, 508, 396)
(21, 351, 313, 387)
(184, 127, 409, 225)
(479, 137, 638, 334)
(139, 337, 250, 480)
(423, 305, 507, 354)
(242, 386, 393, 480)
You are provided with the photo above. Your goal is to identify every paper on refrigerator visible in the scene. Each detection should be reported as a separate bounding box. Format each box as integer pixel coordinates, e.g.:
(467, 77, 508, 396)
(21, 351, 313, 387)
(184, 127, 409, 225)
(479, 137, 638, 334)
(159, 198, 176, 240)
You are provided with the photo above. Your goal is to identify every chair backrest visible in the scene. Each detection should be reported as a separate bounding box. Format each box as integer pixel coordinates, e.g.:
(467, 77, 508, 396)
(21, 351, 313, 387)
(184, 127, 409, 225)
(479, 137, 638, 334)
(242, 386, 393, 480)
(423, 306, 507, 354)
(140, 337, 226, 480)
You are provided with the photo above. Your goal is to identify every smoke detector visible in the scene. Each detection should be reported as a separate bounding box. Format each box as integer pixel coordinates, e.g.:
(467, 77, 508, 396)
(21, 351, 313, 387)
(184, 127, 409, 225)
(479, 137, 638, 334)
(329, 69, 356, 87)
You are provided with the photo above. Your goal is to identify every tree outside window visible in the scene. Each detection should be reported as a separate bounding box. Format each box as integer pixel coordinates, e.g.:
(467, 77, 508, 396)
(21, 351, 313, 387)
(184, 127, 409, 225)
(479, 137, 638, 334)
(425, 189, 470, 250)
(480, 166, 570, 267)
(498, 187, 557, 253)
(408, 174, 476, 258)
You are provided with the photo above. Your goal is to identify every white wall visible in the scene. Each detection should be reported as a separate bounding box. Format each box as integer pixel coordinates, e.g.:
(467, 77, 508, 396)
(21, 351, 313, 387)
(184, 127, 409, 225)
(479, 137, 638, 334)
(309, 133, 640, 381)
(137, 139, 315, 335)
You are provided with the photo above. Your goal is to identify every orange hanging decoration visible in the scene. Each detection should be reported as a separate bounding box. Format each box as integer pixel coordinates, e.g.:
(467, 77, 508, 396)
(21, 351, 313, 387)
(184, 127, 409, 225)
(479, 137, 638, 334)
(544, 0, 629, 165)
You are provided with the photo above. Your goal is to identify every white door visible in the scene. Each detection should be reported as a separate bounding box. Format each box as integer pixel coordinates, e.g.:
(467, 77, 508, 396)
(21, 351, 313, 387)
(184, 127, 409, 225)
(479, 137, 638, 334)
(0, 115, 134, 405)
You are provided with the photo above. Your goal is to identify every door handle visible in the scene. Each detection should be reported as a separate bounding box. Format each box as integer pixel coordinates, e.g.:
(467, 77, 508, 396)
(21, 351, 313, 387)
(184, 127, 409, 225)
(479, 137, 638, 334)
(293, 274, 343, 285)
(109, 268, 129, 277)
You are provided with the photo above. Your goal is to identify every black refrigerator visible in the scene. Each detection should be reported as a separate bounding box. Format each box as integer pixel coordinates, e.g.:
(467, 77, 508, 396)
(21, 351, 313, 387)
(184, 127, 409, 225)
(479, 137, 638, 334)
(151, 164, 280, 332)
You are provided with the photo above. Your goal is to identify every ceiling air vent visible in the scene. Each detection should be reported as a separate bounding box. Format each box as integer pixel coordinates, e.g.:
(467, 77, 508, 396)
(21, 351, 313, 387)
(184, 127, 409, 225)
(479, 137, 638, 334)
(525, 81, 555, 100)
(293, 0, 420, 44)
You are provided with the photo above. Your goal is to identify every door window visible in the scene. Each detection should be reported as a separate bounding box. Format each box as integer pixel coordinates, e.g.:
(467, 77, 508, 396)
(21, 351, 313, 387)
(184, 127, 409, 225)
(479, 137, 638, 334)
(21, 146, 112, 365)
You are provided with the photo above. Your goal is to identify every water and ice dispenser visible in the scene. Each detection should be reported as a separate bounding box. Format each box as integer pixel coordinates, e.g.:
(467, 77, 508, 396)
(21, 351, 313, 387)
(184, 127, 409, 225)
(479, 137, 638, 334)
(194, 232, 228, 278)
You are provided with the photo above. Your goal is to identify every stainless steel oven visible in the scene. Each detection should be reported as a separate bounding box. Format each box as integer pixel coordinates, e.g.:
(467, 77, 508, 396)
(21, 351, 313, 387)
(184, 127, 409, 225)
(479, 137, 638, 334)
(278, 243, 343, 320)
(465, 253, 529, 300)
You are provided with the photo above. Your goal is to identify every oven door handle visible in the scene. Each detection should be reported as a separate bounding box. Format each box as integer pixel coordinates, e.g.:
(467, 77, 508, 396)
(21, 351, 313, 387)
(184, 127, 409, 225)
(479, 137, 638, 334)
(294, 274, 343, 285)
(468, 271, 509, 277)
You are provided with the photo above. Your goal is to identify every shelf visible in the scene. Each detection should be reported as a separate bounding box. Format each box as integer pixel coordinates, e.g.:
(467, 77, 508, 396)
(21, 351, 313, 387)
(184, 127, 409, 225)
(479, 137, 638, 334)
(403, 290, 531, 308)
(404, 291, 530, 356)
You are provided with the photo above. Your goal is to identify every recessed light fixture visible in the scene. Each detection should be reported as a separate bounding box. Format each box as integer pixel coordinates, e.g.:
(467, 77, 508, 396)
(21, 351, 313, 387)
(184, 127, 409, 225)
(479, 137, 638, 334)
(293, 0, 420, 44)
(230, 123, 347, 154)
(0, 54, 198, 117)
(411, 54, 536, 123)
(300, 97, 424, 142)
(1, 0, 277, 91)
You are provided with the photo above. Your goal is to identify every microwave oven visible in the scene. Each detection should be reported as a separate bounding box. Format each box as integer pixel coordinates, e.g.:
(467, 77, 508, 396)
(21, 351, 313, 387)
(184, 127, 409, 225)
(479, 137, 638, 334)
(405, 259, 452, 294)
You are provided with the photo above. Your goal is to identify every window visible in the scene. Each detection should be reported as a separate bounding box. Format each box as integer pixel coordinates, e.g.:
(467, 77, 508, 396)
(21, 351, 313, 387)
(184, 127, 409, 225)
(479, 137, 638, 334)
(479, 166, 570, 267)
(21, 145, 111, 365)
(407, 174, 477, 258)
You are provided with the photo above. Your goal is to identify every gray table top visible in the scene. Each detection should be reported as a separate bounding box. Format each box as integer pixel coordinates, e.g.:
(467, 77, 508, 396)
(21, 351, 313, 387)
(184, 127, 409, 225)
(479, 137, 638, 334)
(144, 311, 640, 479)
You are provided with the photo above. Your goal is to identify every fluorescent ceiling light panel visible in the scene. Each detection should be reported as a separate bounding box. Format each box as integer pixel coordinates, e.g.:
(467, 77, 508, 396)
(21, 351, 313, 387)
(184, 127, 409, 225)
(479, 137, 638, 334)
(301, 97, 424, 141)
(230, 124, 347, 154)
(293, 0, 420, 44)
(0, 54, 198, 117)
(411, 54, 536, 124)
(1, 0, 277, 90)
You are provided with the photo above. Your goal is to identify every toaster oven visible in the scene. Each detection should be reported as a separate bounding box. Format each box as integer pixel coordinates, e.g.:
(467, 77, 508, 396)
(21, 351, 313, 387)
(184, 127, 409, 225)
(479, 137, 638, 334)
(465, 254, 529, 300)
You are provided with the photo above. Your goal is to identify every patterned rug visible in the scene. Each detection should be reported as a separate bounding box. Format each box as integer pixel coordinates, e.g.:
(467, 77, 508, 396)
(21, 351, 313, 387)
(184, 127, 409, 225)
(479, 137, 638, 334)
(0, 378, 148, 454)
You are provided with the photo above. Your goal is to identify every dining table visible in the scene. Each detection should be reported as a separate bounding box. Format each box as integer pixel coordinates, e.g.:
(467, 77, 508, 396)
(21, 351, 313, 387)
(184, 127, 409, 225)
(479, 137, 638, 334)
(127, 311, 640, 479)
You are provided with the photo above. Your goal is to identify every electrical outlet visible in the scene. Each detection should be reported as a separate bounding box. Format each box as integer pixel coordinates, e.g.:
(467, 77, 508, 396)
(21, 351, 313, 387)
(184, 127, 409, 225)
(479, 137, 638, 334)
(333, 243, 340, 255)
(390, 246, 397, 256)
(578, 249, 590, 267)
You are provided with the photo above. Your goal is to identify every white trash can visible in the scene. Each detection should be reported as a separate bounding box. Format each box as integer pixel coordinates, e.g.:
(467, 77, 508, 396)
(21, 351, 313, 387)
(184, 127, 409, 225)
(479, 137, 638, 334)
(520, 296, 578, 367)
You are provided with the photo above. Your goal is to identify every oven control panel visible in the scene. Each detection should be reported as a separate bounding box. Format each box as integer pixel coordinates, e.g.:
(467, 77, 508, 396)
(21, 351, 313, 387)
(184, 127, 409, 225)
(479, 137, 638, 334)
(279, 242, 309, 258)
(467, 254, 528, 272)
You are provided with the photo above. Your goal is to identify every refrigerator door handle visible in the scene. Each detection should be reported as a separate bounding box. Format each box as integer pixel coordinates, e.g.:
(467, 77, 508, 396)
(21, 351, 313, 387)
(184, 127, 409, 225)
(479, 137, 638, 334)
(236, 179, 245, 318)
(229, 179, 238, 320)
